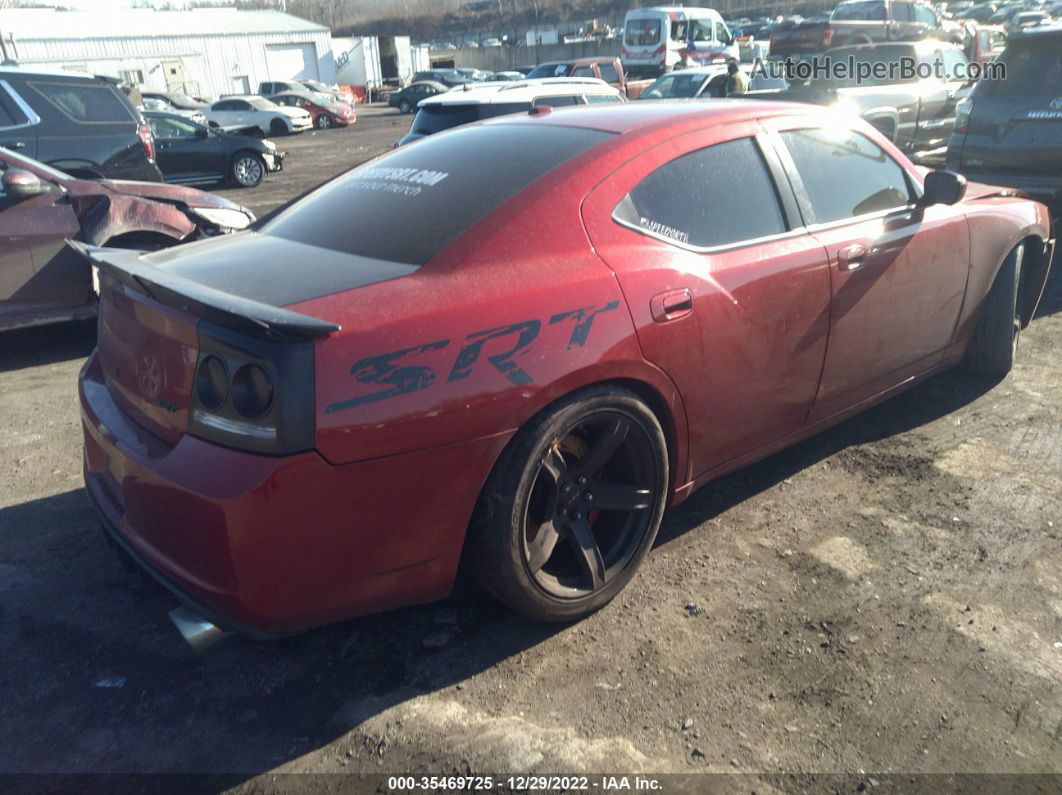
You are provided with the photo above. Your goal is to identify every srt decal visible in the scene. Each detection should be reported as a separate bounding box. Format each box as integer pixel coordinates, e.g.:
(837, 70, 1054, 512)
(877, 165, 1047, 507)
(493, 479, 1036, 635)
(324, 302, 620, 414)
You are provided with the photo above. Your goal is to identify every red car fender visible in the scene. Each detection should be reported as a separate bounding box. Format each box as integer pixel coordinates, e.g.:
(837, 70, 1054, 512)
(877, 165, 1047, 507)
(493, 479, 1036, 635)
(73, 192, 196, 246)
(947, 194, 1053, 358)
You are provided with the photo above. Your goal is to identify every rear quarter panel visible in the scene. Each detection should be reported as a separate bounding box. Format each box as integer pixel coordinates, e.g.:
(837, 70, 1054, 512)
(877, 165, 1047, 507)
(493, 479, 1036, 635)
(946, 192, 1053, 357)
(291, 163, 688, 485)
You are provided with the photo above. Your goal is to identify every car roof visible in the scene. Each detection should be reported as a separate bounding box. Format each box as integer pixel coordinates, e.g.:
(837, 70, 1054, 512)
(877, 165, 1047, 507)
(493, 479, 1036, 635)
(0, 65, 99, 81)
(481, 98, 830, 137)
(1010, 21, 1062, 35)
(422, 77, 621, 105)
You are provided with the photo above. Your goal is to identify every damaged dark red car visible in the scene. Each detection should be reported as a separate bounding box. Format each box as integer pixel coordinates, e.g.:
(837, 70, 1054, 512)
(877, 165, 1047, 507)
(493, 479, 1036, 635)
(0, 146, 254, 332)
(76, 102, 1053, 638)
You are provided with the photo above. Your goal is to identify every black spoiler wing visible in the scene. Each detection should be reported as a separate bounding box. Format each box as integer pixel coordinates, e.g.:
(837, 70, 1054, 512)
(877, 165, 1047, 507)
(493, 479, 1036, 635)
(69, 241, 340, 340)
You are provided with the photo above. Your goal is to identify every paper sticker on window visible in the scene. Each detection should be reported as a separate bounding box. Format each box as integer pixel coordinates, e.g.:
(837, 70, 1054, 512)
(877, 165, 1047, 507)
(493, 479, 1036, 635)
(640, 216, 690, 244)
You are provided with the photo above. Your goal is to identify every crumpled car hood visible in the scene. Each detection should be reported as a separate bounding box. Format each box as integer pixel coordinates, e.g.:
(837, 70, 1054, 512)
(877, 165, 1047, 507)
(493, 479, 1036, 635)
(96, 179, 244, 211)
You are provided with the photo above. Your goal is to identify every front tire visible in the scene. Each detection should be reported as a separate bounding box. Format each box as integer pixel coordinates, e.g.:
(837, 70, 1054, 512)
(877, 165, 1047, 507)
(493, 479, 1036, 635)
(963, 243, 1024, 376)
(230, 152, 265, 188)
(269, 118, 289, 137)
(466, 387, 668, 622)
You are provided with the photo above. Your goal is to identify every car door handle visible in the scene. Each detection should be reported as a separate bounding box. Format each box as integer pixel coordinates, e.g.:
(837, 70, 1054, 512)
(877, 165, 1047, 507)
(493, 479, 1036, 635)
(651, 288, 693, 322)
(4, 141, 27, 149)
(837, 244, 867, 271)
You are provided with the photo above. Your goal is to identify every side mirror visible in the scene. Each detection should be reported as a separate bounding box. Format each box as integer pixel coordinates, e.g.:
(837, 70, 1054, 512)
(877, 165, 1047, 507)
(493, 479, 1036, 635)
(920, 169, 968, 206)
(2, 168, 55, 199)
(195, 125, 209, 137)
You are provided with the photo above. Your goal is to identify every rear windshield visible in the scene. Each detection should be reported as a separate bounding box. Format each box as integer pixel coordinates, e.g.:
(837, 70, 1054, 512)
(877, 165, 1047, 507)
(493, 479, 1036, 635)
(981, 37, 1062, 96)
(832, 0, 888, 20)
(260, 123, 613, 265)
(526, 62, 574, 78)
(642, 73, 710, 99)
(410, 102, 528, 135)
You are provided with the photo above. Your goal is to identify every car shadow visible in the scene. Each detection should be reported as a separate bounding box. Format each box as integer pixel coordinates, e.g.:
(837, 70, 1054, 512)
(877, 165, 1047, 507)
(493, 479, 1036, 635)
(0, 359, 1007, 779)
(0, 319, 96, 373)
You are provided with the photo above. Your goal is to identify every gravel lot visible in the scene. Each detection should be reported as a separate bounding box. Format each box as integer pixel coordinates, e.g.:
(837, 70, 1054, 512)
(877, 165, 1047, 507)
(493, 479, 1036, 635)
(1, 106, 1060, 790)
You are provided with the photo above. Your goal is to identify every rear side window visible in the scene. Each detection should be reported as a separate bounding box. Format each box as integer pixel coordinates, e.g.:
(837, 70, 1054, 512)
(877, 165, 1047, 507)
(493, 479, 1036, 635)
(262, 123, 613, 265)
(614, 137, 787, 249)
(26, 80, 133, 123)
(781, 128, 911, 223)
(0, 85, 28, 128)
(411, 102, 528, 135)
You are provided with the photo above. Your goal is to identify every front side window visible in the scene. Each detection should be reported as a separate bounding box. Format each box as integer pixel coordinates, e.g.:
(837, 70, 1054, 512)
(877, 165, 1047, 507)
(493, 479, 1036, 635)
(670, 21, 688, 41)
(614, 137, 787, 249)
(626, 18, 662, 46)
(599, 63, 620, 83)
(691, 19, 714, 42)
(148, 115, 198, 139)
(780, 128, 912, 224)
(573, 66, 594, 77)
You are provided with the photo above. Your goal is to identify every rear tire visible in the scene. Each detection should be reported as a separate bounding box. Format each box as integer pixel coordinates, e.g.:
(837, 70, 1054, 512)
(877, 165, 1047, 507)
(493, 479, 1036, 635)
(963, 243, 1024, 377)
(466, 386, 669, 623)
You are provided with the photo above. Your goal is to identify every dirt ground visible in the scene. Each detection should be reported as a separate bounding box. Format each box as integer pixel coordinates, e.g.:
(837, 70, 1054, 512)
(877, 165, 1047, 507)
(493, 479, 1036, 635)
(1, 105, 1060, 792)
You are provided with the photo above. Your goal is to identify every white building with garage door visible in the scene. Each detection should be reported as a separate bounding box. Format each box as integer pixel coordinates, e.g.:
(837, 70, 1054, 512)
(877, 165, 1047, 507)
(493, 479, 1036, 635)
(0, 7, 336, 99)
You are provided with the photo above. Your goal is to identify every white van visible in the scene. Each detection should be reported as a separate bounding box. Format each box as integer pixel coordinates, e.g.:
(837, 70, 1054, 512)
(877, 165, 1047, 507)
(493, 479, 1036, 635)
(620, 6, 739, 78)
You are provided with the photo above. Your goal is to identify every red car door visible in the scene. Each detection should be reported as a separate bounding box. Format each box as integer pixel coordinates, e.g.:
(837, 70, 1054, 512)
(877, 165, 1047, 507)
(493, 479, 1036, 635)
(582, 121, 832, 482)
(767, 124, 970, 423)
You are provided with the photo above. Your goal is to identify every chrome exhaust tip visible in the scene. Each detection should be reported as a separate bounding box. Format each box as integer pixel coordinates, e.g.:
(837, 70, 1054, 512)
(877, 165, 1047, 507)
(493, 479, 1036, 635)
(169, 606, 227, 652)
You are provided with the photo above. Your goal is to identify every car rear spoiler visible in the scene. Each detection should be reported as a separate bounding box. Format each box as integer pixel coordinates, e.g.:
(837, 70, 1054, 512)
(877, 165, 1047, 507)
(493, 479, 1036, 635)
(67, 241, 340, 340)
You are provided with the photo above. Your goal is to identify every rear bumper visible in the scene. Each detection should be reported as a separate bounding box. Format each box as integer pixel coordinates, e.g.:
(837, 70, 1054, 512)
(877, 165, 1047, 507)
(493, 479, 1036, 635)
(79, 350, 506, 634)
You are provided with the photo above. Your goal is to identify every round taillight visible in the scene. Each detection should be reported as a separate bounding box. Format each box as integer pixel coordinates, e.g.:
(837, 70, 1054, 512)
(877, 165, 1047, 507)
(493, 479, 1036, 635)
(231, 364, 274, 419)
(195, 355, 229, 410)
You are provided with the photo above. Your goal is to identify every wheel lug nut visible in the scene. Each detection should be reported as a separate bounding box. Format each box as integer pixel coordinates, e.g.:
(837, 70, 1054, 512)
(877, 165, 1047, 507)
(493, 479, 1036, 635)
(585, 492, 593, 502)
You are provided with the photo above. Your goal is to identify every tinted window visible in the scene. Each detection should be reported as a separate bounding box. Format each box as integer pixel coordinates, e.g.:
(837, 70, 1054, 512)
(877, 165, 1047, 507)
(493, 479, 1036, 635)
(534, 95, 579, 107)
(626, 19, 662, 46)
(26, 80, 133, 123)
(410, 102, 527, 135)
(599, 63, 620, 83)
(832, 0, 888, 20)
(892, 2, 914, 21)
(781, 128, 911, 223)
(691, 19, 714, 42)
(586, 94, 622, 103)
(915, 4, 937, 23)
(981, 37, 1062, 96)
(572, 66, 594, 77)
(642, 72, 711, 99)
(616, 137, 787, 248)
(262, 124, 612, 264)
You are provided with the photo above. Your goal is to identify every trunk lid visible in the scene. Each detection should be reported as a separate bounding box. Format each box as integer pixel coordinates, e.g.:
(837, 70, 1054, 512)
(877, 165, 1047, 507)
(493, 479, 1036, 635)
(96, 273, 200, 446)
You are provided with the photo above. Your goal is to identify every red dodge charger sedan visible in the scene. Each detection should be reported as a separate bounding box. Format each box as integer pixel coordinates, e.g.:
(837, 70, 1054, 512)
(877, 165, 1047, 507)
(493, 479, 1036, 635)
(76, 101, 1054, 637)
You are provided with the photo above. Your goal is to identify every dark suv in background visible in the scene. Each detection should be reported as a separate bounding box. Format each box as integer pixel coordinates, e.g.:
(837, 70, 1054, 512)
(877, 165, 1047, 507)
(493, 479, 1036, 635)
(946, 26, 1062, 210)
(0, 67, 161, 182)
